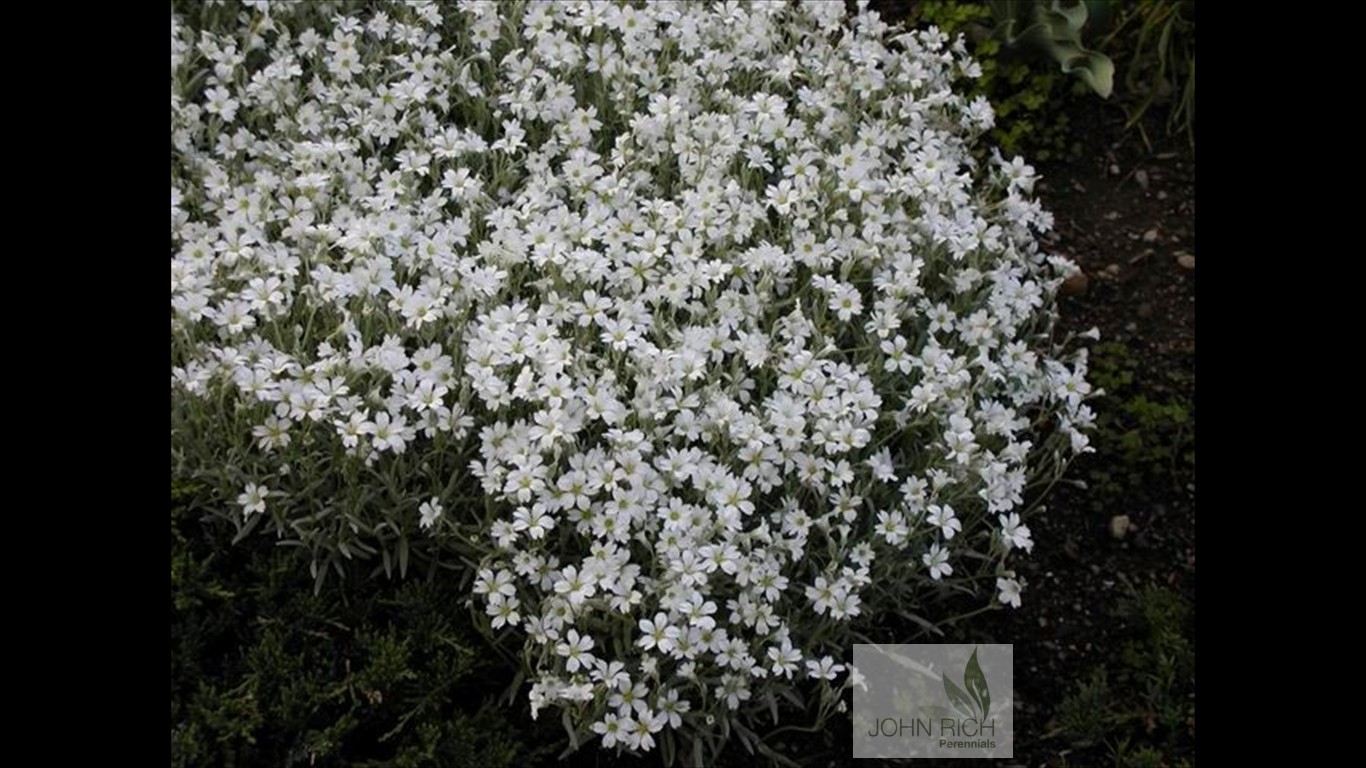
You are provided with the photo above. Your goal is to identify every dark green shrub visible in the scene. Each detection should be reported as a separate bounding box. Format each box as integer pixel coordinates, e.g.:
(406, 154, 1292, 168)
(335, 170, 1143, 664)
(911, 1, 1195, 154)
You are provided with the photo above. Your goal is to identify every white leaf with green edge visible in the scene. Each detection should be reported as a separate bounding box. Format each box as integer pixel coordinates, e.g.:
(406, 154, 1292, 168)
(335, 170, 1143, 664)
(1037, 1, 1114, 97)
(991, 0, 1115, 98)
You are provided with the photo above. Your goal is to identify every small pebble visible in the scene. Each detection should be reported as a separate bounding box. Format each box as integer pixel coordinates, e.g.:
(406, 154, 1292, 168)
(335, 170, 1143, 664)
(1061, 270, 1090, 296)
(1109, 514, 1134, 540)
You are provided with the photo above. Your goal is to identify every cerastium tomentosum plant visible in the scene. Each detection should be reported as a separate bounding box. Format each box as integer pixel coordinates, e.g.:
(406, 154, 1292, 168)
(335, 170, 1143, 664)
(171, 1, 1095, 762)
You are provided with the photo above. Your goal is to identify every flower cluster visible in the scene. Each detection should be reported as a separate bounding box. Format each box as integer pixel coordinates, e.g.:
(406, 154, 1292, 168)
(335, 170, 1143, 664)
(171, 0, 1093, 757)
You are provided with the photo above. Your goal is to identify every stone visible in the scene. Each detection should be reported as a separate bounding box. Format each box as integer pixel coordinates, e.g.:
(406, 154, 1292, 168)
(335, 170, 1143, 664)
(1061, 270, 1090, 296)
(1109, 514, 1134, 540)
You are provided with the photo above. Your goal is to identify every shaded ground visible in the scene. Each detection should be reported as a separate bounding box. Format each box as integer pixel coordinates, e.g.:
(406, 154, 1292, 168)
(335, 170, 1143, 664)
(977, 98, 1196, 767)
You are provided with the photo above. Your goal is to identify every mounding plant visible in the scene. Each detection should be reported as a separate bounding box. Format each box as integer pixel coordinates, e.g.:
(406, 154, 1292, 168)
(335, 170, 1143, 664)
(171, 1, 1095, 762)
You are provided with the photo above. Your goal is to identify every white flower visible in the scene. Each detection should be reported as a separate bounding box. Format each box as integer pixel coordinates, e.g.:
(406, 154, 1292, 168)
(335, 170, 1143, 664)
(202, 86, 239, 122)
(923, 543, 953, 581)
(419, 497, 443, 530)
(805, 576, 841, 616)
(487, 593, 521, 629)
(252, 414, 292, 452)
(875, 509, 909, 547)
(805, 655, 846, 681)
(828, 283, 864, 321)
(768, 637, 802, 679)
(655, 688, 691, 729)
(866, 448, 898, 483)
(829, 589, 863, 620)
(716, 673, 751, 710)
(237, 483, 269, 516)
(998, 512, 1034, 552)
(555, 629, 597, 673)
(368, 412, 411, 454)
(996, 575, 1024, 608)
(553, 565, 596, 607)
(608, 678, 650, 719)
(637, 612, 680, 655)
(592, 713, 625, 749)
(511, 504, 555, 540)
(927, 504, 961, 540)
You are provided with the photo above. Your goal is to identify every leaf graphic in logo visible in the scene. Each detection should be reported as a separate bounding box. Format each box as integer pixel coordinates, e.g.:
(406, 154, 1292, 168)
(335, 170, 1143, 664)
(943, 672, 977, 720)
(964, 647, 990, 721)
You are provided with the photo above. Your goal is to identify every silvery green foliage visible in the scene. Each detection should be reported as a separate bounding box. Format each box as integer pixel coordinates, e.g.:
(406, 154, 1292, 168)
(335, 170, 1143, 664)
(171, 1, 1094, 757)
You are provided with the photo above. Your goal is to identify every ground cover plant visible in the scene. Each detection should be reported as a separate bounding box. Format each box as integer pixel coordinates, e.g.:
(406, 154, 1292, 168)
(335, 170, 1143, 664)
(171, 1, 1101, 762)
(171, 481, 543, 768)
